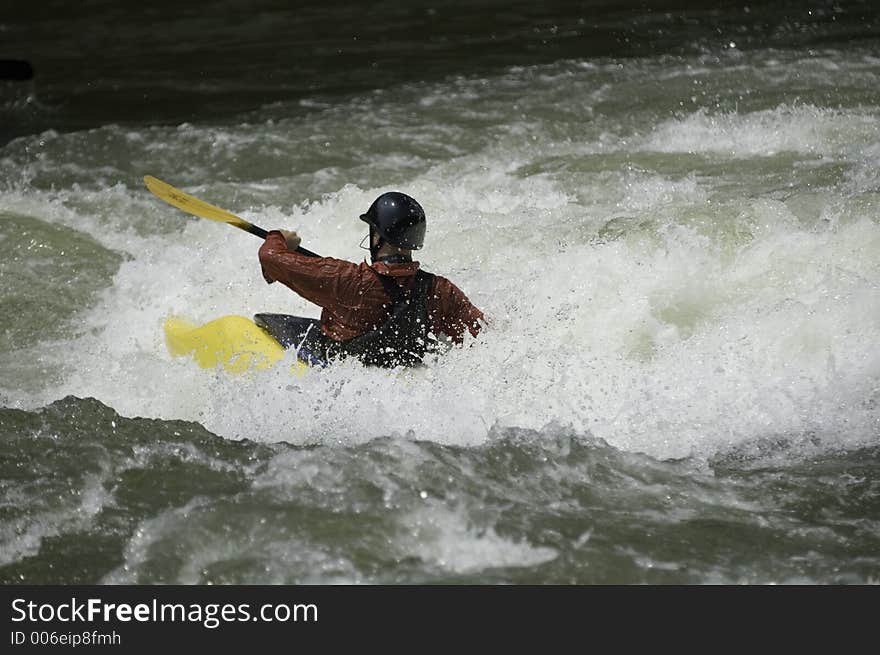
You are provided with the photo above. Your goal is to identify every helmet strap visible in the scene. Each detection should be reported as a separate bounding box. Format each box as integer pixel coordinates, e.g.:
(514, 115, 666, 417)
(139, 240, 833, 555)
(369, 226, 384, 263)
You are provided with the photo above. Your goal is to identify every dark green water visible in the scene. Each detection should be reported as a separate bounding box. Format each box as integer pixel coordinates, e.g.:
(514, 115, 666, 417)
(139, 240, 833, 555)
(2, 397, 878, 584)
(1, 0, 879, 583)
(4, 0, 878, 139)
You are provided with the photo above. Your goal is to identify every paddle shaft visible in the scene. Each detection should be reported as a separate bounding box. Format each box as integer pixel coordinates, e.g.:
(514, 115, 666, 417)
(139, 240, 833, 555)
(240, 222, 320, 258)
(143, 175, 321, 258)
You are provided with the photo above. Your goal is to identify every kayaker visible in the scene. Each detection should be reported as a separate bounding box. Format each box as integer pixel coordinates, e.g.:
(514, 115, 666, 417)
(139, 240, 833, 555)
(258, 192, 485, 367)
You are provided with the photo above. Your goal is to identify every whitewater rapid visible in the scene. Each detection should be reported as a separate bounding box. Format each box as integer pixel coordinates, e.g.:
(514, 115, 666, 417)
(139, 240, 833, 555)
(1, 50, 878, 462)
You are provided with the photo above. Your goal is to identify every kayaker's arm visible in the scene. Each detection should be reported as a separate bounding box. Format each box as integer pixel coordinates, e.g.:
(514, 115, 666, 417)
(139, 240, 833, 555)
(429, 277, 486, 343)
(258, 231, 356, 308)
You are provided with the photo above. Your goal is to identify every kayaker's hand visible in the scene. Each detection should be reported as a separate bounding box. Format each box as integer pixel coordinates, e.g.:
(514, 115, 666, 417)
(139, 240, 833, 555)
(279, 229, 301, 251)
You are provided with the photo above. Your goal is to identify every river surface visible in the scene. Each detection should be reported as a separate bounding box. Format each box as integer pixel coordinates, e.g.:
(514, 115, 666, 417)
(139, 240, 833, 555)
(1, 0, 879, 583)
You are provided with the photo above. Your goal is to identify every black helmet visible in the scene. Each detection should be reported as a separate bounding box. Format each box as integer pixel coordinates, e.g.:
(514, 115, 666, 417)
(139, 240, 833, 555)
(360, 192, 426, 250)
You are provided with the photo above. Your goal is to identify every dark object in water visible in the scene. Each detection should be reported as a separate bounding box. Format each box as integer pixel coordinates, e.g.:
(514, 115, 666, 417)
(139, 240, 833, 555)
(0, 60, 34, 81)
(253, 313, 329, 367)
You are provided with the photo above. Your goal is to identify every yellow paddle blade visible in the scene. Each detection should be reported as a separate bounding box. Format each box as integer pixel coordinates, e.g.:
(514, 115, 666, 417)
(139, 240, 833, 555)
(144, 175, 255, 232)
(164, 315, 308, 377)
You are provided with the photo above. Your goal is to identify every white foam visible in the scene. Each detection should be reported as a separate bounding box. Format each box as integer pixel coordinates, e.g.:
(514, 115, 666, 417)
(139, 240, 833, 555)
(103, 497, 361, 584)
(643, 105, 878, 158)
(0, 471, 110, 567)
(2, 52, 879, 461)
(396, 504, 558, 574)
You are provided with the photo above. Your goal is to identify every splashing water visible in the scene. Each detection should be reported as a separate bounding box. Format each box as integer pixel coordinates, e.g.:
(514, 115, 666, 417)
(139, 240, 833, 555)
(1, 43, 879, 583)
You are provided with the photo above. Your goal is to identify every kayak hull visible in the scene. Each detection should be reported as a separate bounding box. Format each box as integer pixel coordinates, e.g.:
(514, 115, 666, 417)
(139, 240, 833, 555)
(164, 315, 311, 375)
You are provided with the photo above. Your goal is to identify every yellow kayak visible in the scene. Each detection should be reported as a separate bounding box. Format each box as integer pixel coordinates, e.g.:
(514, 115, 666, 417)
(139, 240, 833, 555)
(164, 315, 311, 376)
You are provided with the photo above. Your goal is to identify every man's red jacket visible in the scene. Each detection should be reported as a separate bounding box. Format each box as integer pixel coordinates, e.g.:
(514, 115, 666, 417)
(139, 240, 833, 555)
(259, 231, 484, 343)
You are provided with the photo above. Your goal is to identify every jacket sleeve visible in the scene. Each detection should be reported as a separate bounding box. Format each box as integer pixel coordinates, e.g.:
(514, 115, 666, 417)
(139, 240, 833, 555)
(430, 277, 485, 343)
(258, 231, 359, 309)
